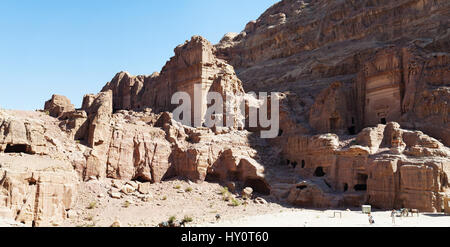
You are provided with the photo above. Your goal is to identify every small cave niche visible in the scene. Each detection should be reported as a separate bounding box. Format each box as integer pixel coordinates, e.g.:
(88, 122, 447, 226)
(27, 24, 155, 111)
(205, 172, 221, 183)
(343, 183, 349, 192)
(4, 144, 32, 154)
(354, 173, 368, 191)
(244, 178, 270, 195)
(292, 161, 298, 169)
(27, 177, 37, 186)
(313, 167, 326, 177)
(440, 173, 448, 188)
(297, 185, 307, 190)
(354, 184, 367, 191)
(301, 160, 306, 168)
(380, 118, 387, 124)
(286, 160, 291, 165)
(348, 126, 356, 135)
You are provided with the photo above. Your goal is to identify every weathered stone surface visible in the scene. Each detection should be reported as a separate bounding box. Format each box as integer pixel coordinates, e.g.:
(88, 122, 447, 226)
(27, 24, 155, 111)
(282, 122, 450, 212)
(44, 95, 75, 118)
(0, 155, 78, 226)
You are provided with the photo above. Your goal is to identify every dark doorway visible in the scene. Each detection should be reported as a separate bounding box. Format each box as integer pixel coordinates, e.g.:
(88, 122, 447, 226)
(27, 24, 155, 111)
(244, 178, 270, 195)
(314, 167, 326, 177)
(278, 129, 283, 137)
(330, 118, 339, 131)
(354, 184, 367, 191)
(355, 173, 368, 191)
(301, 160, 306, 168)
(380, 118, 387, 124)
(344, 183, 349, 192)
(4, 144, 32, 154)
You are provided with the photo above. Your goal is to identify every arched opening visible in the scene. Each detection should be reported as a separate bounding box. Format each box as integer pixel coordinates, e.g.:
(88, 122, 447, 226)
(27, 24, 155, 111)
(244, 178, 270, 195)
(292, 161, 298, 169)
(344, 183, 348, 192)
(314, 167, 326, 177)
(301, 160, 306, 168)
(380, 118, 387, 124)
(4, 144, 32, 154)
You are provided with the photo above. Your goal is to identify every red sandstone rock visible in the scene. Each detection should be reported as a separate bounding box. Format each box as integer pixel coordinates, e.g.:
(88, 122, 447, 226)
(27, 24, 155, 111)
(44, 94, 75, 118)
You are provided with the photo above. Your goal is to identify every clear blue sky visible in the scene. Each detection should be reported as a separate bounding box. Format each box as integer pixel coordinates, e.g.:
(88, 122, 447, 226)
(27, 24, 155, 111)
(0, 0, 276, 110)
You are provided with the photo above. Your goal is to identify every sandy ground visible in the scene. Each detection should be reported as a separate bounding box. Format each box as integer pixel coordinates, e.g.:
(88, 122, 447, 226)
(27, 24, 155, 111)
(61, 179, 450, 227)
(200, 209, 450, 227)
(62, 179, 286, 227)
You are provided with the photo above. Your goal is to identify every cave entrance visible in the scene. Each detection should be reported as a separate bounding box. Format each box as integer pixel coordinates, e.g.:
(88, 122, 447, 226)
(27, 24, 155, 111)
(380, 118, 387, 124)
(354, 173, 368, 191)
(205, 172, 221, 183)
(4, 144, 32, 154)
(314, 167, 326, 177)
(348, 126, 356, 135)
(301, 160, 306, 168)
(330, 117, 339, 131)
(244, 178, 270, 195)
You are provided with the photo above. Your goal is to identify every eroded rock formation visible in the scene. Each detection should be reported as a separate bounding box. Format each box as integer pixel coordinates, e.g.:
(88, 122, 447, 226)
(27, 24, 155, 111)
(282, 123, 449, 212)
(1, 0, 449, 226)
(216, 0, 450, 144)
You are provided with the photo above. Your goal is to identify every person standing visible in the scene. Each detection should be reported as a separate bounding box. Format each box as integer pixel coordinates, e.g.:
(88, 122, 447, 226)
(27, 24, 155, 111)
(368, 213, 375, 225)
(391, 210, 396, 224)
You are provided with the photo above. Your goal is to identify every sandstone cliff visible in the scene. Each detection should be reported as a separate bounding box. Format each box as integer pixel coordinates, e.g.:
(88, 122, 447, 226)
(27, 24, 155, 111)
(216, 0, 450, 145)
(1, 0, 449, 225)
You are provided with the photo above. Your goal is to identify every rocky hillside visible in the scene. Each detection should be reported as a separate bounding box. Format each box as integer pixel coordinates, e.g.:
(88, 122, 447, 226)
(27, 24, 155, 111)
(0, 0, 449, 226)
(216, 0, 449, 145)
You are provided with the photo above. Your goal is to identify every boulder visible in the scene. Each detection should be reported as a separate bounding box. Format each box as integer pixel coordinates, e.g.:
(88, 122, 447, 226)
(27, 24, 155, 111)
(44, 95, 75, 118)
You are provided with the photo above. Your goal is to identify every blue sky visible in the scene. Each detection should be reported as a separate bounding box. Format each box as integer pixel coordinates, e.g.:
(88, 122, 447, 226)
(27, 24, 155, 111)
(0, 0, 276, 110)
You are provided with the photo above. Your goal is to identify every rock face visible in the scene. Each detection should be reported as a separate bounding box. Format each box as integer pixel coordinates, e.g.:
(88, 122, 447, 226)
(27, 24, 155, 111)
(1, 0, 449, 224)
(282, 122, 450, 212)
(216, 0, 450, 145)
